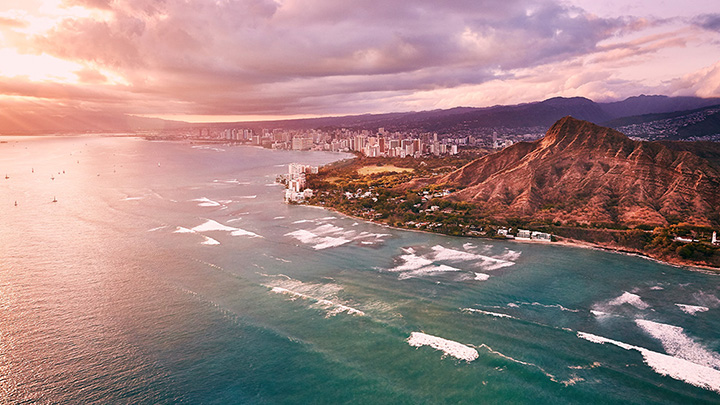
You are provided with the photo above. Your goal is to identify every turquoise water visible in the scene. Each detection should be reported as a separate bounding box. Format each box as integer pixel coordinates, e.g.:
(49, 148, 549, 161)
(1, 136, 720, 404)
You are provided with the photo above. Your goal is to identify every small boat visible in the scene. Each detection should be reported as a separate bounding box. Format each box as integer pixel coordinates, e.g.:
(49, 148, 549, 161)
(14, 201, 17, 206)
(4, 174, 8, 179)
(51, 175, 54, 180)
(52, 196, 57, 203)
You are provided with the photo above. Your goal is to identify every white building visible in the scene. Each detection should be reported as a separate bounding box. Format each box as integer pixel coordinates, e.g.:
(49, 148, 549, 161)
(531, 231, 552, 241)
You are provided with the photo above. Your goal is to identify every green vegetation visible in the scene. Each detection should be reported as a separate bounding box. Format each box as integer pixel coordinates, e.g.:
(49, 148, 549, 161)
(304, 155, 720, 269)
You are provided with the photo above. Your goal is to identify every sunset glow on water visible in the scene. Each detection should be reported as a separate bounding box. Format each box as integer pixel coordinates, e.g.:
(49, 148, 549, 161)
(1, 136, 720, 403)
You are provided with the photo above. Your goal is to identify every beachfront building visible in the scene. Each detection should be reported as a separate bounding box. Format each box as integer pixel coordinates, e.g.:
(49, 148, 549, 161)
(531, 231, 552, 241)
(284, 163, 318, 203)
(516, 229, 531, 239)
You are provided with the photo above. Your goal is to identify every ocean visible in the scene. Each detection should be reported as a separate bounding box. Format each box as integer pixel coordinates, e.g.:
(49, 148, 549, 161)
(1, 135, 720, 404)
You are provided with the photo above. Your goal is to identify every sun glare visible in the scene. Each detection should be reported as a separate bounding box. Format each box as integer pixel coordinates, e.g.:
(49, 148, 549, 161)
(0, 49, 83, 82)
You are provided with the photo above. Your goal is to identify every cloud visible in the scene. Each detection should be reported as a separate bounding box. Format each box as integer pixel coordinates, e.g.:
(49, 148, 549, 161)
(0, 0, 714, 124)
(17, 0, 648, 117)
(693, 13, 720, 32)
(665, 61, 720, 98)
(0, 16, 29, 29)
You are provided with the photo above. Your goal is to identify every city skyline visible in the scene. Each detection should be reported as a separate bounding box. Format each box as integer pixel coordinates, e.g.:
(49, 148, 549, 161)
(0, 0, 719, 126)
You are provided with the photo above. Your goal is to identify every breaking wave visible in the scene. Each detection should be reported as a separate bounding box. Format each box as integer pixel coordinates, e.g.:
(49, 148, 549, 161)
(578, 330, 720, 393)
(407, 332, 478, 362)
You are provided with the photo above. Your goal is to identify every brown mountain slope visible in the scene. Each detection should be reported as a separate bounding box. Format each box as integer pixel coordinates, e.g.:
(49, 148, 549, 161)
(438, 116, 720, 227)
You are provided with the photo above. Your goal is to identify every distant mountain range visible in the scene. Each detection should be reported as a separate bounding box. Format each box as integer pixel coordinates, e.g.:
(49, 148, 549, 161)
(2, 94, 720, 137)
(427, 117, 720, 228)
(225, 95, 720, 138)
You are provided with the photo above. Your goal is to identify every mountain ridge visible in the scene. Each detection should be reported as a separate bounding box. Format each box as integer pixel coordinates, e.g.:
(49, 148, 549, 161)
(431, 117, 720, 227)
(3, 95, 720, 135)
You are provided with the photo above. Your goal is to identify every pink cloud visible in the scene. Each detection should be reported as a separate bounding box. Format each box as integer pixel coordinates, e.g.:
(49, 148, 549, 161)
(0, 0, 714, 122)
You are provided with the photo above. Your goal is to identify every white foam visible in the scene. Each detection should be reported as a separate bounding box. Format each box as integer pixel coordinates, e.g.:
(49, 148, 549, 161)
(431, 245, 484, 261)
(214, 179, 250, 185)
(267, 278, 364, 317)
(389, 245, 517, 280)
(312, 223, 346, 235)
(201, 236, 220, 245)
(398, 264, 462, 280)
(192, 219, 238, 233)
(182, 219, 262, 238)
(692, 291, 720, 308)
(237, 195, 257, 199)
(274, 216, 286, 220)
(478, 257, 517, 271)
(676, 304, 710, 315)
(192, 197, 222, 207)
(230, 228, 262, 238)
(192, 145, 225, 152)
(431, 245, 518, 270)
(650, 286, 664, 291)
(462, 308, 515, 319)
(578, 331, 720, 393)
(407, 332, 478, 362)
(286, 229, 318, 244)
(513, 302, 580, 313)
(313, 236, 352, 250)
(577, 331, 634, 350)
(286, 229, 350, 249)
(389, 252, 434, 272)
(147, 225, 167, 232)
(607, 291, 649, 310)
(122, 196, 143, 201)
(636, 319, 720, 368)
(497, 250, 522, 262)
(292, 219, 315, 224)
(287, 223, 388, 250)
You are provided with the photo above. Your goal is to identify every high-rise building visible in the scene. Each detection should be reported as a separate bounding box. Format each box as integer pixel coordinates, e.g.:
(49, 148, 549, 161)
(292, 136, 313, 150)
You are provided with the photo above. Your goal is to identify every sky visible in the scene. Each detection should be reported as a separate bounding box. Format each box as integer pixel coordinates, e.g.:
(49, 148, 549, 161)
(0, 0, 719, 124)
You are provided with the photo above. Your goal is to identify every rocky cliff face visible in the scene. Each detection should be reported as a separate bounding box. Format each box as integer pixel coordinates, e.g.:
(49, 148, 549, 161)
(440, 117, 720, 227)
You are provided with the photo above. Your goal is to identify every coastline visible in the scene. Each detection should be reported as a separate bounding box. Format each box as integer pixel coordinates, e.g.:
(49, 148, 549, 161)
(301, 203, 720, 273)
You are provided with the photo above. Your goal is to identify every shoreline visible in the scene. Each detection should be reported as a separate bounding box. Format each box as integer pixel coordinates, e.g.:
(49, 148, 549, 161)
(302, 203, 720, 273)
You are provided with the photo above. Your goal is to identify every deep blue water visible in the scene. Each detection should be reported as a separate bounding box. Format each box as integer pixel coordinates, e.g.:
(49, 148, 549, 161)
(1, 136, 720, 404)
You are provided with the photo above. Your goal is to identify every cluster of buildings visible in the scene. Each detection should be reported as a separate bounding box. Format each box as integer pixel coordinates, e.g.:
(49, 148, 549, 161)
(274, 128, 462, 158)
(283, 163, 318, 203)
(614, 106, 720, 141)
(187, 126, 531, 157)
(497, 227, 552, 242)
(159, 122, 549, 157)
